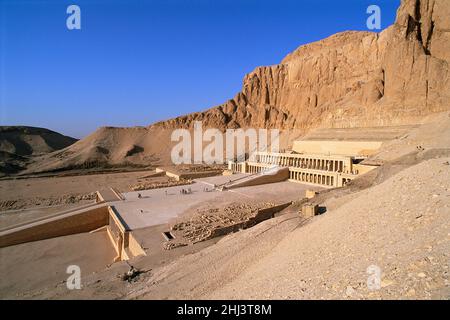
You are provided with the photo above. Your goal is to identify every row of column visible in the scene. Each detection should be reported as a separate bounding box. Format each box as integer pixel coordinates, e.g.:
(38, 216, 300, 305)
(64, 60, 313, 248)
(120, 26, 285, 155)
(230, 163, 242, 173)
(248, 165, 263, 174)
(290, 171, 335, 187)
(257, 154, 344, 172)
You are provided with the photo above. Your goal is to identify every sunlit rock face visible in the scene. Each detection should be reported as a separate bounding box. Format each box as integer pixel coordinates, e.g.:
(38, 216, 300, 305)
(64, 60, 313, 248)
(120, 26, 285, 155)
(154, 0, 450, 132)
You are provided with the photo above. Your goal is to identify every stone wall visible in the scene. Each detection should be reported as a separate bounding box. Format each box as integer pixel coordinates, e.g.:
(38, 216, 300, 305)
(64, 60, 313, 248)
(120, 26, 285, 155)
(0, 205, 109, 248)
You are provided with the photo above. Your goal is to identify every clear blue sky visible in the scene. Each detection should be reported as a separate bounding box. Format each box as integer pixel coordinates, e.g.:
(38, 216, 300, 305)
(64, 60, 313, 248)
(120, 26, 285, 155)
(0, 0, 400, 138)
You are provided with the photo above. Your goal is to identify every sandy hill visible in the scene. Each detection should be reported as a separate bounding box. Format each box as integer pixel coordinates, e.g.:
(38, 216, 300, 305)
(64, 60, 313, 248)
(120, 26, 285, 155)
(23, 127, 173, 174)
(0, 127, 77, 175)
(20, 0, 450, 174)
(0, 126, 77, 156)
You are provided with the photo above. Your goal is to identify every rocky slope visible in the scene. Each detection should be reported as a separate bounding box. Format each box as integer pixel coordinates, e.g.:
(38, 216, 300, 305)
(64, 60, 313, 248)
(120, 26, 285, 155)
(0, 127, 77, 174)
(21, 126, 172, 174)
(0, 126, 77, 156)
(20, 0, 450, 174)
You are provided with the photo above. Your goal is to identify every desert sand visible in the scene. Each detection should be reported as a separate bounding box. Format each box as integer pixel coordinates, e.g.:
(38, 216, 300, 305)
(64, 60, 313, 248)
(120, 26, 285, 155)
(0, 171, 168, 211)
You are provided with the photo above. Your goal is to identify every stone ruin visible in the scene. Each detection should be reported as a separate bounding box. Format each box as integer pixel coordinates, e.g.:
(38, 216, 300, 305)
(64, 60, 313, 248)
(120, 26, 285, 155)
(162, 202, 292, 250)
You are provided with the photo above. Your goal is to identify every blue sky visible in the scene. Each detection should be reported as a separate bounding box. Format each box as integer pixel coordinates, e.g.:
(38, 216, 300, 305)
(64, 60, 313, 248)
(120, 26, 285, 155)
(0, 0, 400, 138)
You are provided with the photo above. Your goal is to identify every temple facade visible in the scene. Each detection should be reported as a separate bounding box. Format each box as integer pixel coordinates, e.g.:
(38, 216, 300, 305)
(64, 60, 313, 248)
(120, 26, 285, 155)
(228, 150, 377, 188)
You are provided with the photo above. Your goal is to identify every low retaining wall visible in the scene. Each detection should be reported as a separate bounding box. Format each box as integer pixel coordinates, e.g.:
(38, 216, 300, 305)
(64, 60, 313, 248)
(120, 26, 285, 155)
(155, 167, 223, 181)
(106, 206, 145, 261)
(208, 202, 292, 240)
(0, 203, 146, 262)
(127, 232, 146, 258)
(0, 205, 109, 248)
(168, 170, 223, 181)
(96, 187, 124, 203)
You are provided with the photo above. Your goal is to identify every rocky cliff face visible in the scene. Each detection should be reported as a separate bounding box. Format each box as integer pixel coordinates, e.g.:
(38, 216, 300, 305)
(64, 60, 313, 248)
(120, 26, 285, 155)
(153, 0, 449, 132)
(383, 0, 450, 114)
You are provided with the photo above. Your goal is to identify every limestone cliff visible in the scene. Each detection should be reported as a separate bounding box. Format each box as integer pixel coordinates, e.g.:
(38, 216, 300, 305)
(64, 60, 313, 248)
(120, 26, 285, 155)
(153, 0, 449, 132)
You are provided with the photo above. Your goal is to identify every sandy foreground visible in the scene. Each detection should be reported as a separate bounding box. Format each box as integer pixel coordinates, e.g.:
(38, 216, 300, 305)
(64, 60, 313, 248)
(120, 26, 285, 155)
(17, 157, 447, 300)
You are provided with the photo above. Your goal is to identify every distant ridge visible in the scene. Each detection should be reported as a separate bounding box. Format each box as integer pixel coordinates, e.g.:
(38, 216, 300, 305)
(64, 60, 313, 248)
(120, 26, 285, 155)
(0, 126, 77, 156)
(0, 126, 77, 175)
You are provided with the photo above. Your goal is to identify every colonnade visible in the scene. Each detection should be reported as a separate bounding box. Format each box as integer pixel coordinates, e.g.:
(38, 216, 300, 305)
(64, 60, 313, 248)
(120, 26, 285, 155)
(247, 165, 265, 174)
(229, 162, 242, 173)
(289, 170, 335, 187)
(255, 153, 345, 172)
